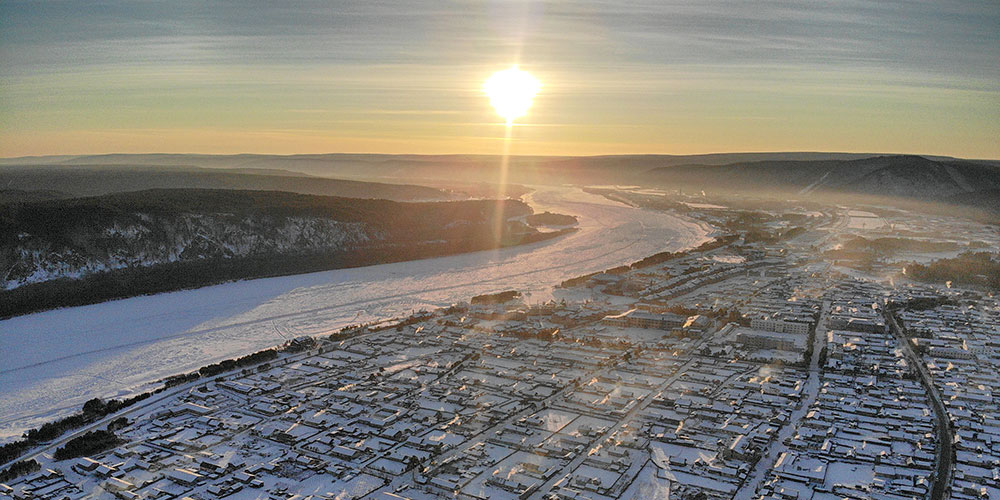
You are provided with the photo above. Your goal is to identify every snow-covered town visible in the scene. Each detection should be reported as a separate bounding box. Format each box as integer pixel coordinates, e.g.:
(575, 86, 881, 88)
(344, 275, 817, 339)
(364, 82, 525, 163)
(2, 195, 998, 500)
(4, 0, 1000, 497)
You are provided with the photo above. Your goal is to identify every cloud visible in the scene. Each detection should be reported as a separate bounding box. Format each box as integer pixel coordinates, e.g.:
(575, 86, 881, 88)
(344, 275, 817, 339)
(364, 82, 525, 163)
(1, 0, 998, 157)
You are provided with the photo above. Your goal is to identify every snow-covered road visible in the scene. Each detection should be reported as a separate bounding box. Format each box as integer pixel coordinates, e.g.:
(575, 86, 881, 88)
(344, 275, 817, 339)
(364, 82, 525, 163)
(732, 299, 830, 500)
(0, 185, 712, 441)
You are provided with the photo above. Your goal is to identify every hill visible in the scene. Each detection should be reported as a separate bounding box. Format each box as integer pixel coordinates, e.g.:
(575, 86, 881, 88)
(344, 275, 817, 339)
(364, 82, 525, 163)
(0, 189, 562, 318)
(643, 155, 1000, 215)
(0, 189, 68, 204)
(0, 164, 457, 202)
(0, 152, 893, 186)
(3, 152, 996, 215)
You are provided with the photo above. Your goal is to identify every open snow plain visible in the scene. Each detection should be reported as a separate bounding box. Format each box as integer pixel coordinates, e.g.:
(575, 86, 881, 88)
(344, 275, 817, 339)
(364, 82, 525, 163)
(0, 186, 711, 441)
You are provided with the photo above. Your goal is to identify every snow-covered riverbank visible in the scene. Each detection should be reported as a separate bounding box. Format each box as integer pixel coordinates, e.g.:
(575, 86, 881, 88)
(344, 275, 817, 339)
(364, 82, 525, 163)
(0, 185, 712, 441)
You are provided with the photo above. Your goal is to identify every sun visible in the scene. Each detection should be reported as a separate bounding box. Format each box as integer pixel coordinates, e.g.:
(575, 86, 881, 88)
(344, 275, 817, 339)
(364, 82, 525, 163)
(484, 66, 541, 124)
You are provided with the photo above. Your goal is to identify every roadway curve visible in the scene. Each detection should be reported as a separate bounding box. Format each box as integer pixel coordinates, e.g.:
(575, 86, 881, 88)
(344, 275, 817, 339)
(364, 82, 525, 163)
(885, 309, 954, 500)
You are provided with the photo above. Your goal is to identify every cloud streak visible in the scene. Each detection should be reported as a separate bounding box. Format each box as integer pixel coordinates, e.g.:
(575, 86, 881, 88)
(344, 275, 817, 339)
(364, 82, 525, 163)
(1, 0, 998, 157)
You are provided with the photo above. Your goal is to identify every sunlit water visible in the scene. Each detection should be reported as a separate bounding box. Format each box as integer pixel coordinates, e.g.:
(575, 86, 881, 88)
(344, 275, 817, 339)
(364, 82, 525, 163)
(0, 186, 711, 441)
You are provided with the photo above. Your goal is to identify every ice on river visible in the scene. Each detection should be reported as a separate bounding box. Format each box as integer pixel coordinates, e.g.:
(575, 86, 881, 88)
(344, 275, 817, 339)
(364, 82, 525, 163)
(0, 186, 711, 441)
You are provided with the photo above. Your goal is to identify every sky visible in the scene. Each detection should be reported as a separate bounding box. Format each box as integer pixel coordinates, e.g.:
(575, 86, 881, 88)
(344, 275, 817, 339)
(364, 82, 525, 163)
(1, 0, 998, 158)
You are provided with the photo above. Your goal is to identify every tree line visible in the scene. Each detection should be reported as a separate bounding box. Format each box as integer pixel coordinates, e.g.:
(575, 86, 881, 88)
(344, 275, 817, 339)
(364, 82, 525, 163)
(0, 343, 291, 474)
(0, 393, 149, 467)
(559, 234, 739, 288)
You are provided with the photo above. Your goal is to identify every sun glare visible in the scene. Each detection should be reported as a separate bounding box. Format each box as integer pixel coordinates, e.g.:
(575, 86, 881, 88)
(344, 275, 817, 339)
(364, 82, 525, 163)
(485, 66, 541, 124)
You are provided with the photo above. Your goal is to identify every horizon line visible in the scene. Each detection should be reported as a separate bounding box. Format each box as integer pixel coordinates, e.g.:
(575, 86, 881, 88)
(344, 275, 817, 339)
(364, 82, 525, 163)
(3, 150, 995, 162)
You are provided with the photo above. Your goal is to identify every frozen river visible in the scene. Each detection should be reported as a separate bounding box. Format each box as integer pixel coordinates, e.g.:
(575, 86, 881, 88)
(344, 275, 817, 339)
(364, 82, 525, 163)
(0, 185, 711, 441)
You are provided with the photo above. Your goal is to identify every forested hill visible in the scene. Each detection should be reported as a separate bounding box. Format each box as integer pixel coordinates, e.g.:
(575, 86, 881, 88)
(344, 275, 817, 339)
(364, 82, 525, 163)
(0, 189, 554, 318)
(643, 155, 1000, 215)
(6, 153, 996, 216)
(0, 164, 458, 202)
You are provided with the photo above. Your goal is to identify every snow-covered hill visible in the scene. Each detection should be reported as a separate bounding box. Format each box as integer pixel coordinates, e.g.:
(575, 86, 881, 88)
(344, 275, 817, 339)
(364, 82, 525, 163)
(644, 155, 1000, 214)
(5, 215, 377, 290)
(0, 189, 538, 316)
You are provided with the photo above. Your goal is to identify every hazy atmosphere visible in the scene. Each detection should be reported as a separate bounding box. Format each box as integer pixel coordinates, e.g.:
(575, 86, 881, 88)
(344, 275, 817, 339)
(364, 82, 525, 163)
(2, 0, 999, 157)
(2, 2, 999, 499)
